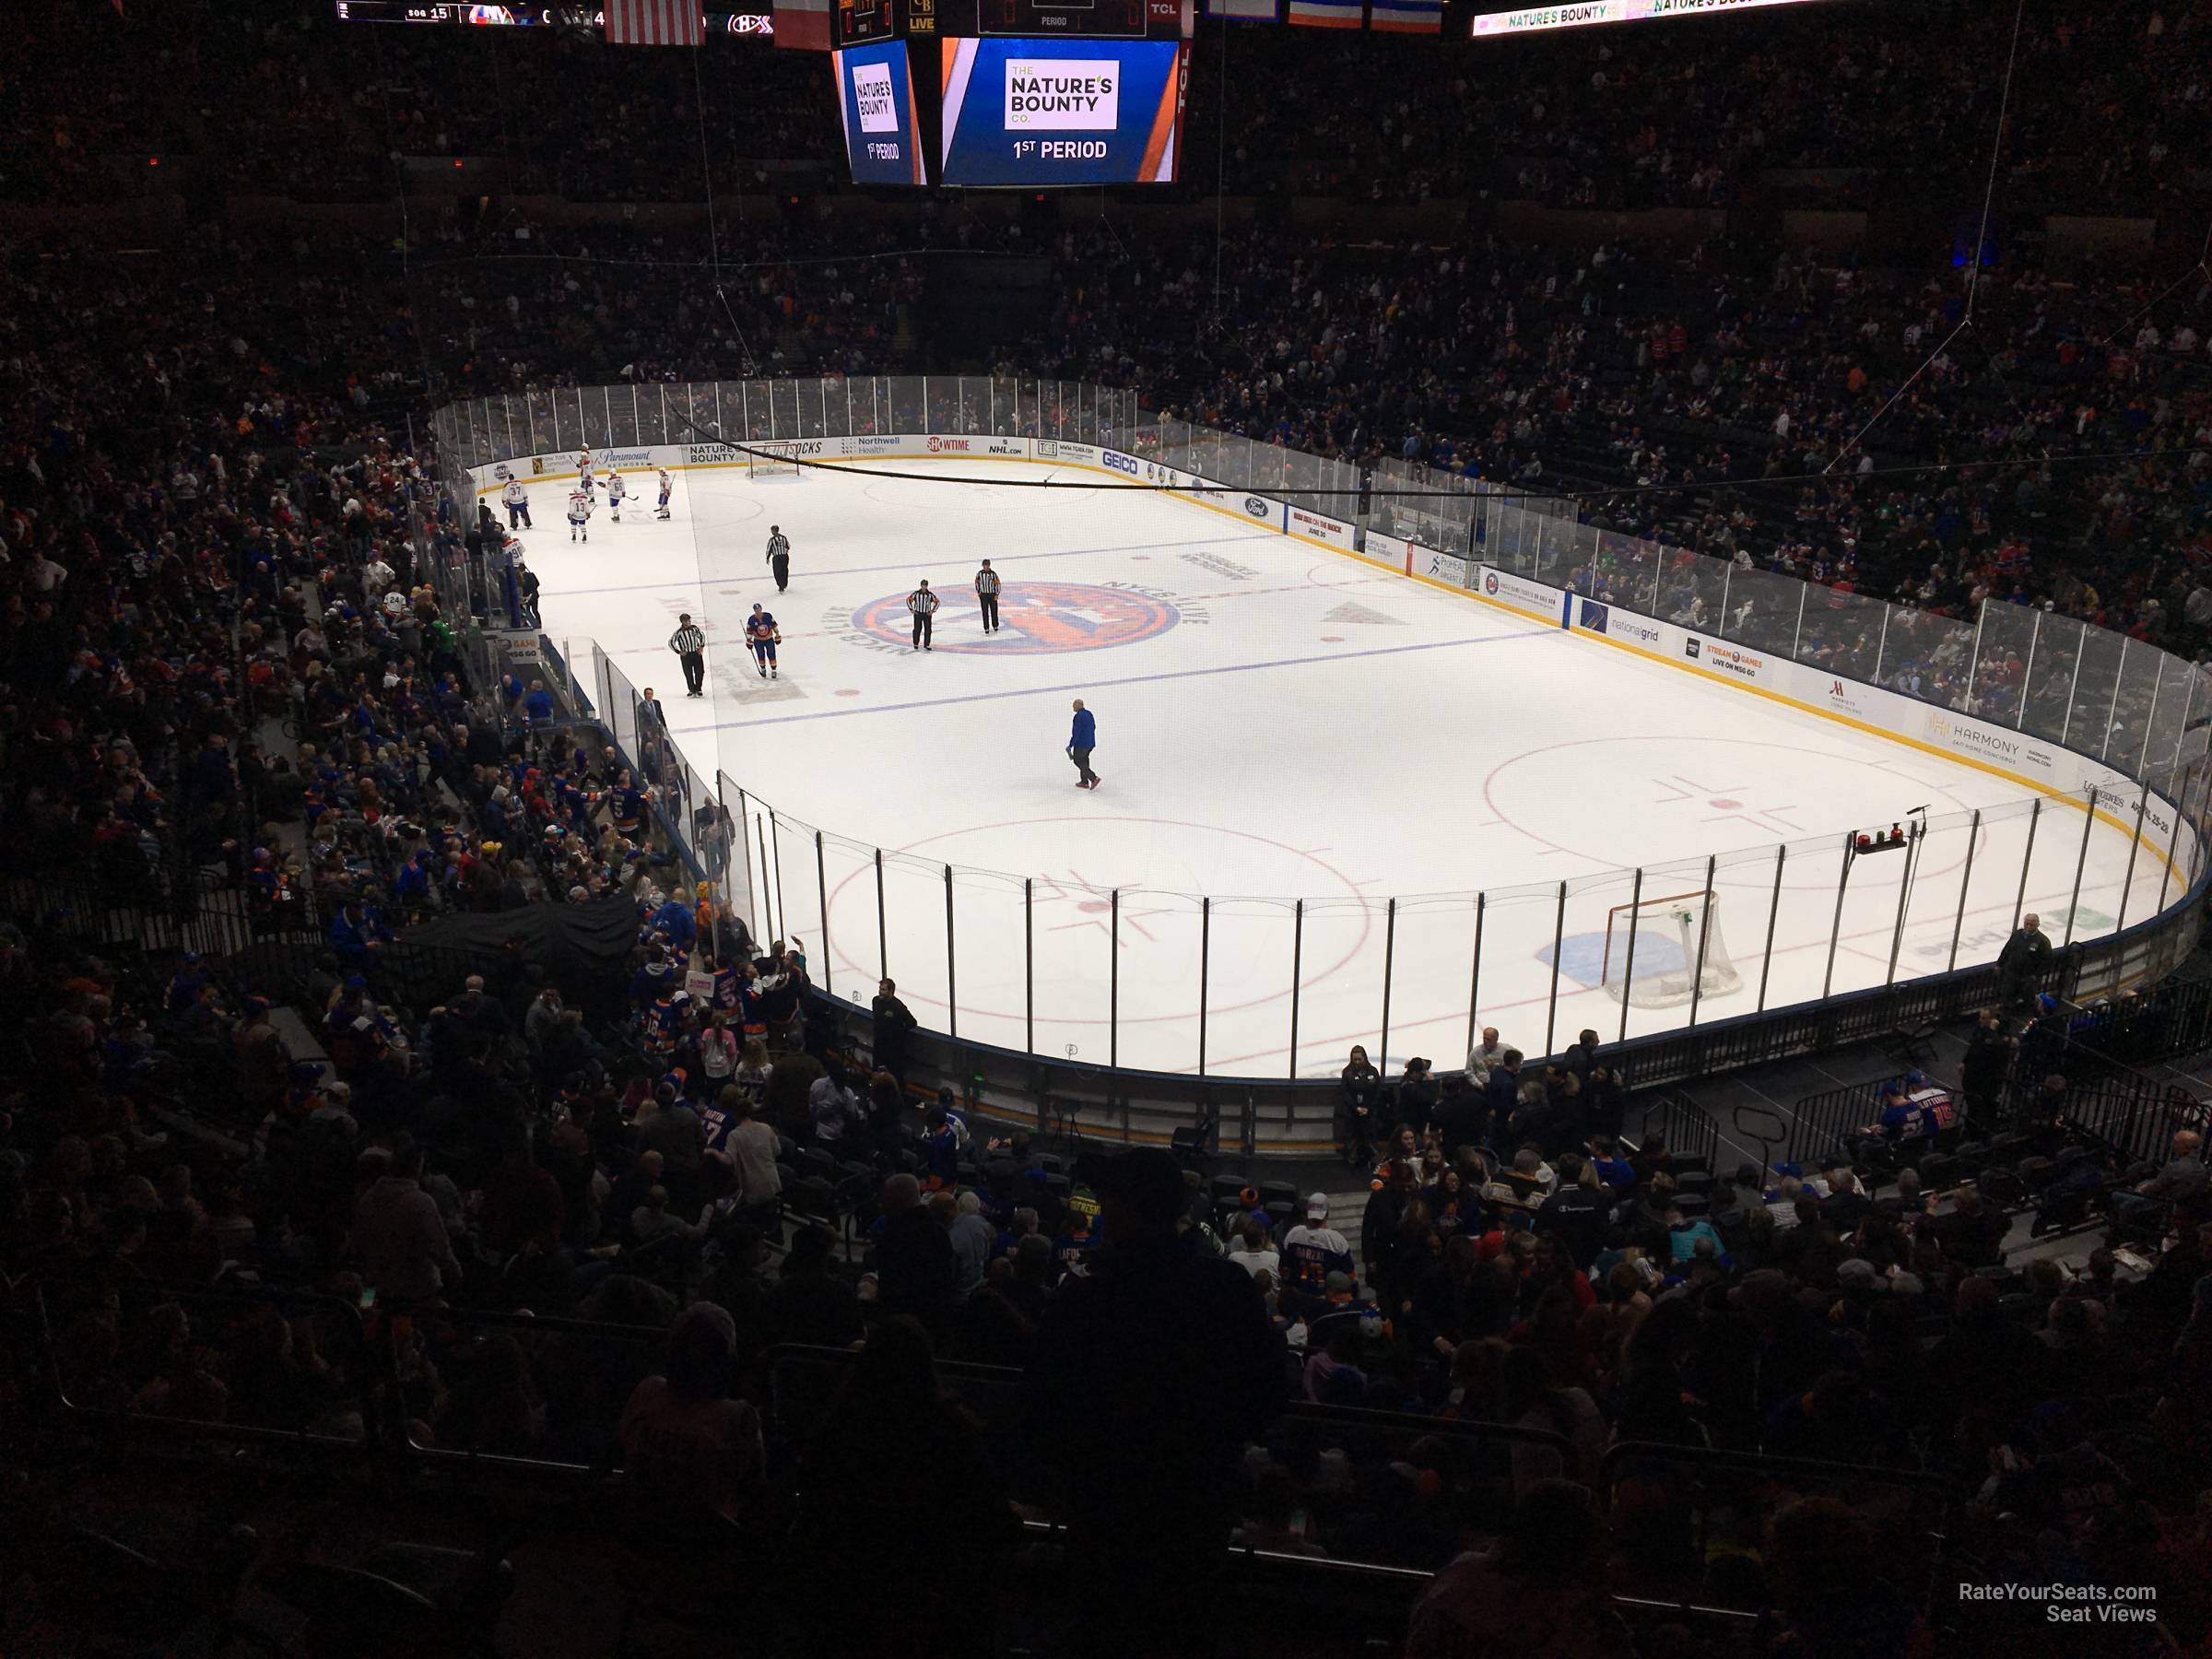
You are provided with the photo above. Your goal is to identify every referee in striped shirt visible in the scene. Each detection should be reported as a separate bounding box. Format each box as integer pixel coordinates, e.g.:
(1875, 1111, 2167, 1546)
(974, 559, 1002, 633)
(670, 614, 707, 698)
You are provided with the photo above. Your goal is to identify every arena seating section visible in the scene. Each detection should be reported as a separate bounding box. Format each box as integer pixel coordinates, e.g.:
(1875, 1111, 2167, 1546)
(4, 2, 2212, 1653)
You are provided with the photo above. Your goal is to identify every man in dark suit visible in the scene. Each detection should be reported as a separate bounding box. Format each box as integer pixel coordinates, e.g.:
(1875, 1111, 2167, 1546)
(1482, 1049, 1524, 1147)
(1997, 913, 2053, 1010)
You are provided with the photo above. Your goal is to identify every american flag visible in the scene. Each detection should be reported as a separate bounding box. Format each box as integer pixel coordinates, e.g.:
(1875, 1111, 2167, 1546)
(605, 0, 704, 46)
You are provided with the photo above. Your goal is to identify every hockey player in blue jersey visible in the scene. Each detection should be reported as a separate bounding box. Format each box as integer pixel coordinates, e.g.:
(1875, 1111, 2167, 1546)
(746, 603, 781, 679)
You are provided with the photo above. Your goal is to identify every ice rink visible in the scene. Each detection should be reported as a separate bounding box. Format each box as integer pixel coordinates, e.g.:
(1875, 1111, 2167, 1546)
(502, 458, 2172, 1077)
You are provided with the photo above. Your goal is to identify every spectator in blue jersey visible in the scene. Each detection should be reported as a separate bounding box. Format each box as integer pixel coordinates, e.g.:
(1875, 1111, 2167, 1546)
(647, 889, 696, 954)
(1052, 1193, 1100, 1279)
(1856, 1080, 1947, 1163)
(1593, 1141, 1645, 1194)
(629, 941, 680, 1009)
(1025, 1148, 1286, 1659)
(521, 678, 556, 726)
(328, 898, 389, 975)
(1280, 1192, 1354, 1301)
(608, 768, 647, 839)
(920, 1091, 968, 1187)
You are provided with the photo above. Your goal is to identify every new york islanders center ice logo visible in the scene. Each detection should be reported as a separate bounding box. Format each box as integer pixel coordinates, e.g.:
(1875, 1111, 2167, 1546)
(850, 582, 1179, 655)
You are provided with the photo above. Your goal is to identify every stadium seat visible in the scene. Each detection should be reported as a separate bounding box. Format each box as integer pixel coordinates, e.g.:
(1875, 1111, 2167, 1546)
(1978, 1164, 2028, 1210)
(1918, 1153, 1962, 1192)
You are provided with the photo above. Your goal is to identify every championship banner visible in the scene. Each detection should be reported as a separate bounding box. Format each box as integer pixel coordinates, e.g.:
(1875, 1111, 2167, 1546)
(1367, 0, 1440, 29)
(1286, 0, 1362, 24)
(773, 0, 830, 50)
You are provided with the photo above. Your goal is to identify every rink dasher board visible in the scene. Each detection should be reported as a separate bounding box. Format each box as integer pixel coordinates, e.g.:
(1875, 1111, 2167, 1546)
(467, 441, 2183, 883)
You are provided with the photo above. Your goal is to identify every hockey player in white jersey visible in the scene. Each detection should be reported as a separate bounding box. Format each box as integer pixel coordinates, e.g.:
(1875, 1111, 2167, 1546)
(606, 471, 627, 522)
(575, 451, 594, 498)
(500, 476, 530, 530)
(655, 467, 673, 520)
(567, 488, 593, 543)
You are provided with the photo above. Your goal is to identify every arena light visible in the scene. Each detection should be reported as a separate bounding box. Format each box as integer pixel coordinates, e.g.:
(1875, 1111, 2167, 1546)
(1470, 0, 1835, 41)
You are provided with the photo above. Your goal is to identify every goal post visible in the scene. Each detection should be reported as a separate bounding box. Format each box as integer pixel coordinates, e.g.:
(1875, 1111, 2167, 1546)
(747, 443, 806, 480)
(1601, 888, 1743, 1008)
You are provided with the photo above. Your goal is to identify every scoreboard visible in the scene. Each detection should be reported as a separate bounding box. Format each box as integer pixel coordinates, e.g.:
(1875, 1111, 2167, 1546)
(938, 36, 1185, 185)
(832, 0, 1189, 187)
(975, 0, 1149, 37)
(935, 0, 1185, 37)
(836, 0, 900, 45)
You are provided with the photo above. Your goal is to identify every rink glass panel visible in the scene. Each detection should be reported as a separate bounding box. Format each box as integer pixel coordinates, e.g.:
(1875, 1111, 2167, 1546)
(439, 381, 2212, 1078)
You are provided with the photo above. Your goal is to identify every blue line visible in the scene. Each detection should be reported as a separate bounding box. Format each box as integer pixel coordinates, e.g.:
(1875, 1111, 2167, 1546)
(537, 530, 1278, 602)
(666, 627, 1557, 736)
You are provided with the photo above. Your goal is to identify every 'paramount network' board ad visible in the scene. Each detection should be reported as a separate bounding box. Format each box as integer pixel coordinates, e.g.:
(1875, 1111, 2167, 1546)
(833, 40, 926, 185)
(939, 38, 1186, 187)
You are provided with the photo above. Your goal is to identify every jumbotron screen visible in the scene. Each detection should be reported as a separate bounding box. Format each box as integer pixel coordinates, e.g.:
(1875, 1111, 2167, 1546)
(833, 39, 929, 183)
(939, 37, 1186, 186)
(1471, 0, 1833, 38)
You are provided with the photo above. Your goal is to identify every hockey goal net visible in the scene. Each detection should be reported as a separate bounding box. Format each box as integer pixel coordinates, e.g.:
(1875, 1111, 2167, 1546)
(747, 443, 806, 479)
(1601, 888, 1743, 1008)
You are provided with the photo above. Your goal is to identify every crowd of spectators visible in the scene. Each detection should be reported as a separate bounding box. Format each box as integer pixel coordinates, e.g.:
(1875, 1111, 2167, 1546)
(7, 3, 2209, 210)
(4, 5, 2212, 1650)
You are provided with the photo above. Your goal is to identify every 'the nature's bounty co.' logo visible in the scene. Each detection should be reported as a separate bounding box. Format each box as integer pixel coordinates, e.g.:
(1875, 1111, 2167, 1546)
(1005, 62, 1120, 130)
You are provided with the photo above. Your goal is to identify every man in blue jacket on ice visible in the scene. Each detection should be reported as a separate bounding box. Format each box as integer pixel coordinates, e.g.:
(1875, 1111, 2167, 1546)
(1068, 698, 1100, 791)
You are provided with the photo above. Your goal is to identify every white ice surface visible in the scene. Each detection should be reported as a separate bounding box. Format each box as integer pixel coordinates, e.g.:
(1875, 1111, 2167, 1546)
(506, 459, 2167, 1077)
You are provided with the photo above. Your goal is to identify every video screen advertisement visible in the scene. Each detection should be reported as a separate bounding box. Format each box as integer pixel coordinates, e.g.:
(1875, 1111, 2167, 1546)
(833, 39, 929, 184)
(939, 37, 1186, 186)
